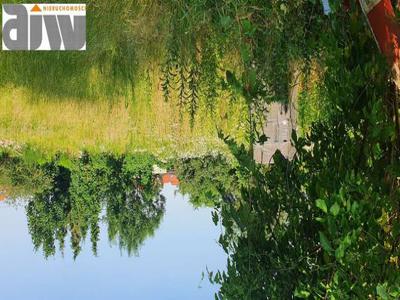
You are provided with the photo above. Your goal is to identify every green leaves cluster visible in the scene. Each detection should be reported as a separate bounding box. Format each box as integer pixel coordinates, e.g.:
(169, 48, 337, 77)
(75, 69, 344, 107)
(174, 155, 239, 208)
(194, 2, 400, 299)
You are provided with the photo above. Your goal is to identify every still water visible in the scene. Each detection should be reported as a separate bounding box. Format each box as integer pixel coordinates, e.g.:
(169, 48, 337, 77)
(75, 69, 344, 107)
(0, 183, 225, 300)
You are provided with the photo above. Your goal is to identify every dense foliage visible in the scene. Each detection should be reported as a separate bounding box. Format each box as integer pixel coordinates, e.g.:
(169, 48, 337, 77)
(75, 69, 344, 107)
(0, 152, 164, 258)
(155, 2, 400, 299)
(174, 155, 239, 207)
(200, 4, 400, 299)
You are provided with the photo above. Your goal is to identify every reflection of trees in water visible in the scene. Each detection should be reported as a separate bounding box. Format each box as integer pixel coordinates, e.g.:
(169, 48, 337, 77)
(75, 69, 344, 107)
(174, 155, 238, 208)
(23, 153, 165, 259)
(106, 189, 165, 256)
(26, 166, 71, 258)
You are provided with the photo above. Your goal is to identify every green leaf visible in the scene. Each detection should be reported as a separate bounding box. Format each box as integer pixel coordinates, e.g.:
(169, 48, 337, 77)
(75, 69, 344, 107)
(291, 129, 298, 144)
(319, 231, 333, 252)
(212, 211, 219, 225)
(335, 245, 345, 260)
(330, 202, 340, 217)
(242, 20, 255, 36)
(377, 283, 389, 300)
(294, 289, 310, 298)
(258, 134, 269, 144)
(316, 199, 328, 213)
(240, 45, 251, 64)
(220, 15, 232, 29)
(335, 235, 351, 260)
(280, 3, 288, 14)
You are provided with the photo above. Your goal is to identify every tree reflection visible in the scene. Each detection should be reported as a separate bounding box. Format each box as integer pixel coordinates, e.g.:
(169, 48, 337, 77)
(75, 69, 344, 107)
(106, 188, 165, 256)
(26, 164, 71, 258)
(13, 152, 166, 259)
(174, 155, 238, 208)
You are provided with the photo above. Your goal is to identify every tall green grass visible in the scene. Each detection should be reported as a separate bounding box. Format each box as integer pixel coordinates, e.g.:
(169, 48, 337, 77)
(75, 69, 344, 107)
(0, 79, 247, 157)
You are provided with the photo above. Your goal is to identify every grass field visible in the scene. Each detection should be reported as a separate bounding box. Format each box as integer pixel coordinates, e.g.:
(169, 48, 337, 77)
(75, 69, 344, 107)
(0, 0, 249, 158)
(0, 80, 247, 158)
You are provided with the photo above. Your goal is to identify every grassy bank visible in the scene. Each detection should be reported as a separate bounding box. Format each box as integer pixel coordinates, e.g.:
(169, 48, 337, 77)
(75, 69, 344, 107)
(0, 81, 247, 157)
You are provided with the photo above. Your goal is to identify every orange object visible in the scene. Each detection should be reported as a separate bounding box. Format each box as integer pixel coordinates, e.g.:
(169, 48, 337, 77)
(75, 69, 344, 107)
(170, 176, 180, 186)
(31, 4, 42, 12)
(0, 193, 7, 202)
(162, 174, 180, 186)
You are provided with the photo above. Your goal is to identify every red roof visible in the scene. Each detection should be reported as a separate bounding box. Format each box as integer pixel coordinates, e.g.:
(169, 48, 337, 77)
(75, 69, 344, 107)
(162, 174, 180, 186)
(0, 193, 7, 202)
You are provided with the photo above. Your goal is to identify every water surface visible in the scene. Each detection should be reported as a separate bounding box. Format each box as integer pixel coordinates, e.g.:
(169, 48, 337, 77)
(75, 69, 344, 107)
(0, 184, 225, 300)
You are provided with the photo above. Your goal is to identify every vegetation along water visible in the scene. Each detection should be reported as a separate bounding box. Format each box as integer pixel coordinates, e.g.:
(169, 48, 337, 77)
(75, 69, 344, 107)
(0, 1, 399, 299)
